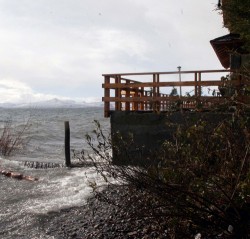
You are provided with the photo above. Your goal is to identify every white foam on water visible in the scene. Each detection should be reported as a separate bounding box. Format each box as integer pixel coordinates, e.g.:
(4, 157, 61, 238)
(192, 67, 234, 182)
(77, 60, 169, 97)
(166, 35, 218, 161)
(0, 108, 111, 237)
(0, 157, 21, 168)
(1, 157, 117, 215)
(23, 167, 111, 214)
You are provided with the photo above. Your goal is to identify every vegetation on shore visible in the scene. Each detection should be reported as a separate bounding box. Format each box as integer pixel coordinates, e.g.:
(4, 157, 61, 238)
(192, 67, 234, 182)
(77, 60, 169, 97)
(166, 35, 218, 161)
(219, 0, 250, 51)
(73, 1, 250, 238)
(0, 119, 31, 156)
(80, 39, 250, 237)
(81, 103, 249, 238)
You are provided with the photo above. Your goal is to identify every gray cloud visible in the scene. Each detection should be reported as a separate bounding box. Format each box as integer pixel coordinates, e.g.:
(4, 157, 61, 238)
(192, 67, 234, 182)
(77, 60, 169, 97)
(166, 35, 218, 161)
(0, 0, 228, 103)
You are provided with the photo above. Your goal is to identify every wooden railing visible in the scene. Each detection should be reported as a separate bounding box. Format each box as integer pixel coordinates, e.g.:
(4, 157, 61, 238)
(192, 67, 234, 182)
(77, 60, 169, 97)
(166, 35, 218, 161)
(102, 69, 232, 117)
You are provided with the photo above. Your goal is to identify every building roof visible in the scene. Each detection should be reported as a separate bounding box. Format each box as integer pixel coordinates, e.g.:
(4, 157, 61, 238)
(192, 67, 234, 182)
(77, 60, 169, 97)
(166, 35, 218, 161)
(210, 33, 244, 69)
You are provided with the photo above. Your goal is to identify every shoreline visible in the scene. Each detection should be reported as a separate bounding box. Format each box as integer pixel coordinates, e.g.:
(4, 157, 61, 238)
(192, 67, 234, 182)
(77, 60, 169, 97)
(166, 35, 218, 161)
(42, 185, 169, 239)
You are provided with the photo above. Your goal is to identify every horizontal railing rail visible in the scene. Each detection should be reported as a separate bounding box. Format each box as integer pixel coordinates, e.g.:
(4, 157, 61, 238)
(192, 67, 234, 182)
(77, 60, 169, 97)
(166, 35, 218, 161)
(102, 69, 233, 117)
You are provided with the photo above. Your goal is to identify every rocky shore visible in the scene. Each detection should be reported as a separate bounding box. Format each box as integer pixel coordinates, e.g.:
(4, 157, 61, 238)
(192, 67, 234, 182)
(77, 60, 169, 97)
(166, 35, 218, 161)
(42, 185, 169, 239)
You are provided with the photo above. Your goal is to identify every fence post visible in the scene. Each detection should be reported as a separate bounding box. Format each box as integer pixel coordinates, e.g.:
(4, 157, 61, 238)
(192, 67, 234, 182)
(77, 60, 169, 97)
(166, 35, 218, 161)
(115, 75, 122, 111)
(194, 72, 198, 97)
(104, 76, 110, 117)
(64, 121, 71, 167)
(125, 79, 130, 111)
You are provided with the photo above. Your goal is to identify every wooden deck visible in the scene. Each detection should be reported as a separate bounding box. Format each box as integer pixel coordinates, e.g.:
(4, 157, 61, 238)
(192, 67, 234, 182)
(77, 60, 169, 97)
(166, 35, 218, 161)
(102, 69, 233, 117)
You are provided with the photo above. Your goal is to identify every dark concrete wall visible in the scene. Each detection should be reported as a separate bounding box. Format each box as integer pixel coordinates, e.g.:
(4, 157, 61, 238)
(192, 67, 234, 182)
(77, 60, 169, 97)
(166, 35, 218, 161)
(110, 111, 231, 166)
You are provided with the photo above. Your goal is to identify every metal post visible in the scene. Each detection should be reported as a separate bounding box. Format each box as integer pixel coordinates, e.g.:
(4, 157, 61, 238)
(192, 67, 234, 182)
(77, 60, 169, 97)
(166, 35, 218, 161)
(177, 66, 182, 97)
(64, 121, 71, 167)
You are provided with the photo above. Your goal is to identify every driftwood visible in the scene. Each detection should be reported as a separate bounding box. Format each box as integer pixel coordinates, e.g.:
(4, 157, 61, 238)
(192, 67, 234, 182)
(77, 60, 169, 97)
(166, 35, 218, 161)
(0, 167, 38, 181)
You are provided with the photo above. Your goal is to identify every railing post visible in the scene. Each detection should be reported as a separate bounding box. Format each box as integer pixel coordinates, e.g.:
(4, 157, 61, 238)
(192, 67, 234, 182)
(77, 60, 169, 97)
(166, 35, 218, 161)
(115, 75, 122, 111)
(177, 66, 182, 97)
(156, 74, 160, 97)
(149, 90, 153, 110)
(125, 80, 130, 111)
(153, 74, 160, 111)
(104, 76, 110, 117)
(194, 72, 198, 97)
(163, 94, 167, 110)
(158, 74, 162, 110)
(198, 72, 202, 97)
(134, 90, 139, 111)
(140, 87, 145, 110)
(146, 91, 148, 110)
(153, 74, 156, 111)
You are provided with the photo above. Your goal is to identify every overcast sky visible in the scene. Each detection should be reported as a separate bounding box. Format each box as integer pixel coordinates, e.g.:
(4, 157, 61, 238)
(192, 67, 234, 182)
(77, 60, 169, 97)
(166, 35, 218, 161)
(0, 0, 228, 104)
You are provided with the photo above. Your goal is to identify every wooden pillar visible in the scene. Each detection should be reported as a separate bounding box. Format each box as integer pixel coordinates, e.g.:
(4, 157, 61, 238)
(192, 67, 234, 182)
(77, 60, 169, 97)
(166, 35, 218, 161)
(115, 75, 121, 111)
(153, 74, 157, 111)
(153, 74, 160, 111)
(163, 94, 166, 110)
(104, 76, 110, 117)
(144, 91, 148, 110)
(141, 87, 145, 110)
(125, 80, 130, 111)
(156, 74, 160, 97)
(194, 72, 198, 97)
(149, 91, 153, 110)
(157, 74, 160, 111)
(198, 72, 202, 97)
(64, 121, 71, 167)
(134, 90, 139, 111)
(148, 91, 151, 110)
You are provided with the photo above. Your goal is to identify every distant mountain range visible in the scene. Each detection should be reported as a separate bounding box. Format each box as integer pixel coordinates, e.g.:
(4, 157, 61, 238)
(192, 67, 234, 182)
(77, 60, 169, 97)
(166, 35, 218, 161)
(0, 98, 103, 108)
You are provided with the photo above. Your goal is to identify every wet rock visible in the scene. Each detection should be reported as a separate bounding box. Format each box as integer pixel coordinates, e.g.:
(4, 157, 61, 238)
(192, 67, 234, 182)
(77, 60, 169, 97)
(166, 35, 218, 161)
(127, 231, 137, 236)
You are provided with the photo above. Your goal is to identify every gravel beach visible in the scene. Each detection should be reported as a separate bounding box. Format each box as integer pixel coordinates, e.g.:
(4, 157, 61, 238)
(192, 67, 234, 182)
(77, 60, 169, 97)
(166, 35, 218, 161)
(42, 185, 169, 239)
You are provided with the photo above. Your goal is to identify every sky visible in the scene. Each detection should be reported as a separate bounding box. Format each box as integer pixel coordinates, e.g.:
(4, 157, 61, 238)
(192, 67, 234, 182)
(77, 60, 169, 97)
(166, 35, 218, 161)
(0, 0, 228, 104)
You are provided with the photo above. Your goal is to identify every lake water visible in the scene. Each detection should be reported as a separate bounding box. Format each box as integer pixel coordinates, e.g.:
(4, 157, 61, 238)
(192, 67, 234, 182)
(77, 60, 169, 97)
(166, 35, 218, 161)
(0, 107, 110, 238)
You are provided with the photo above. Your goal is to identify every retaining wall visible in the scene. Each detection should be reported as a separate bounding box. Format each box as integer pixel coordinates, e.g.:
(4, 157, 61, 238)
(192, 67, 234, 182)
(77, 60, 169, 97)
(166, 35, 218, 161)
(110, 111, 231, 166)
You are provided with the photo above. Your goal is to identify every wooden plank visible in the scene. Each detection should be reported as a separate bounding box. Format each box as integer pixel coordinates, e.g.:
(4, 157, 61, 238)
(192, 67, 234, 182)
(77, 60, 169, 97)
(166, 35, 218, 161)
(102, 96, 222, 102)
(102, 69, 231, 77)
(102, 80, 223, 89)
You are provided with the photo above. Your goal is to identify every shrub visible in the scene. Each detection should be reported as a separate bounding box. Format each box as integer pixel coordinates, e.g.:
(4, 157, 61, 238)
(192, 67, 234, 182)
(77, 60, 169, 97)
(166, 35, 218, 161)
(80, 107, 250, 238)
(147, 111, 250, 238)
(219, 0, 250, 51)
(0, 119, 31, 156)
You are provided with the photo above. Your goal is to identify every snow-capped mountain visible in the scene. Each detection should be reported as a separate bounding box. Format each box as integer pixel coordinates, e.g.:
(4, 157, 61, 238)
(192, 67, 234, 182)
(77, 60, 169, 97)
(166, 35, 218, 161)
(0, 98, 103, 108)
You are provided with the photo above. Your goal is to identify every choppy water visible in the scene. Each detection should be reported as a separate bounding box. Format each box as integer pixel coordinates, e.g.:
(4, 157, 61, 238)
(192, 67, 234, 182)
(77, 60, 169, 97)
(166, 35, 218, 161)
(0, 107, 110, 238)
(0, 107, 109, 163)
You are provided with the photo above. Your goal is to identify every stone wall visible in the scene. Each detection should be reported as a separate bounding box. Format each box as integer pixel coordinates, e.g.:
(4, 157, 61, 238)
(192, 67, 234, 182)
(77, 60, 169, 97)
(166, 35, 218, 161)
(110, 111, 231, 166)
